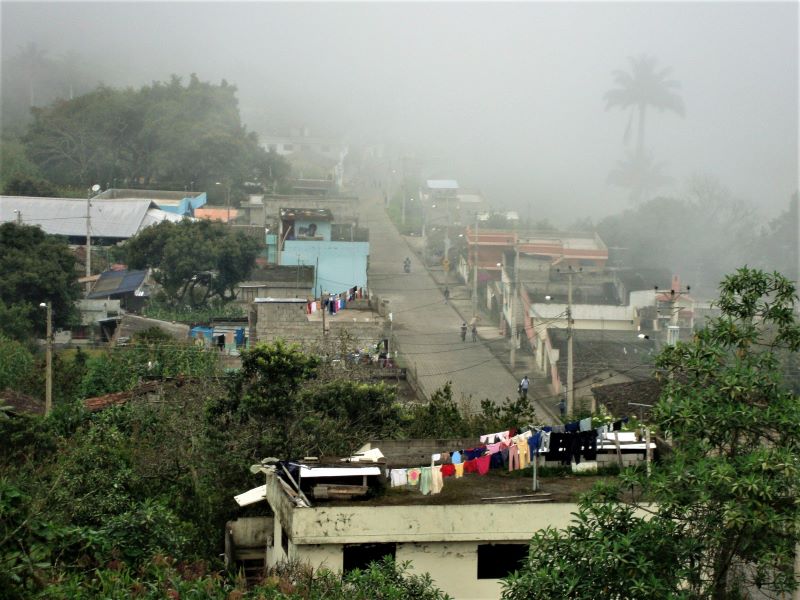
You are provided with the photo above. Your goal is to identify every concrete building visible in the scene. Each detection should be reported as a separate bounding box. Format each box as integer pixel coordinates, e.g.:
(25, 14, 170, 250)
(248, 297, 385, 350)
(236, 266, 315, 303)
(228, 438, 655, 599)
(261, 129, 348, 187)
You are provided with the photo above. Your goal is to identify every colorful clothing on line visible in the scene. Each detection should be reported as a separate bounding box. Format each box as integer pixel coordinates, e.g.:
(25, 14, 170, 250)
(579, 417, 592, 432)
(431, 466, 444, 494)
(407, 468, 422, 486)
(454, 463, 464, 478)
(451, 451, 462, 464)
(441, 464, 456, 478)
(475, 454, 491, 475)
(463, 459, 479, 474)
(517, 439, 530, 469)
(389, 469, 408, 487)
(420, 467, 432, 495)
(508, 444, 520, 471)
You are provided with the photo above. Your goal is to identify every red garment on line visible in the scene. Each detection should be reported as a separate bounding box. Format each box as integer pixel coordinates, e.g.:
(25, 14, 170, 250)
(463, 459, 478, 474)
(440, 464, 456, 478)
(475, 454, 491, 475)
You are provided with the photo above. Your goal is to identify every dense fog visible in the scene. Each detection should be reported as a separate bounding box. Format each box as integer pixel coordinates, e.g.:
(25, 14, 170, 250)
(2, 1, 797, 223)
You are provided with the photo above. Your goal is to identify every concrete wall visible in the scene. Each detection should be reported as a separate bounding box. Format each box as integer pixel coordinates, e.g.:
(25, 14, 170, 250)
(282, 241, 369, 296)
(250, 301, 386, 349)
(262, 470, 578, 599)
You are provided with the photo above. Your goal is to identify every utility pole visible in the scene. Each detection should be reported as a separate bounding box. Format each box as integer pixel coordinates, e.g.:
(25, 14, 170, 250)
(472, 214, 479, 318)
(510, 246, 520, 368)
(566, 267, 575, 416)
(86, 189, 92, 292)
(86, 184, 99, 293)
(40, 302, 53, 415)
(321, 292, 327, 338)
(444, 196, 451, 287)
(15, 210, 22, 225)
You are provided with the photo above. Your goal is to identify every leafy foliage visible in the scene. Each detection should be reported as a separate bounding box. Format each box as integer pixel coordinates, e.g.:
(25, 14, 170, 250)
(19, 74, 289, 194)
(0, 335, 35, 391)
(502, 267, 800, 600)
(119, 219, 261, 307)
(78, 339, 220, 399)
(0, 223, 80, 339)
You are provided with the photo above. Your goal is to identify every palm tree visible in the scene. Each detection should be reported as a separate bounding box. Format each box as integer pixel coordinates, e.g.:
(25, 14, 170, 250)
(607, 149, 673, 204)
(604, 55, 685, 156)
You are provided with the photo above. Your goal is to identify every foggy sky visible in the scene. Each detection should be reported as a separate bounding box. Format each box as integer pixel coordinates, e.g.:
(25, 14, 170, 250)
(2, 1, 797, 224)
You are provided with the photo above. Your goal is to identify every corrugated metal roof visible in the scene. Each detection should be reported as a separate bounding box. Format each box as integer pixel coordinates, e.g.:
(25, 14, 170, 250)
(1, 196, 156, 238)
(87, 269, 148, 299)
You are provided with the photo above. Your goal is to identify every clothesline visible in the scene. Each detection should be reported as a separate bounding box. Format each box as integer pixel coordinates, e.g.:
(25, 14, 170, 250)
(387, 417, 634, 496)
(305, 286, 367, 316)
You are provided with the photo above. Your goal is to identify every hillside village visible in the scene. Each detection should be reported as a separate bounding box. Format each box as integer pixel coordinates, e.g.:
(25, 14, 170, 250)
(1, 4, 799, 598)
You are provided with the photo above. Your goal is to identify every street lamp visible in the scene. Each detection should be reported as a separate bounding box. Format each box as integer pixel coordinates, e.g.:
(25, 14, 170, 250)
(86, 184, 100, 292)
(39, 302, 52, 415)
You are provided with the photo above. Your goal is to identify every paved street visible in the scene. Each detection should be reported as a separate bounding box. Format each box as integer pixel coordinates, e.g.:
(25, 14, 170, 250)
(357, 184, 557, 423)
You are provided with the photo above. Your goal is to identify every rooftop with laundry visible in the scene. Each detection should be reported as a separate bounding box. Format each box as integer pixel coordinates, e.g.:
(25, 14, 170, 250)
(236, 419, 659, 509)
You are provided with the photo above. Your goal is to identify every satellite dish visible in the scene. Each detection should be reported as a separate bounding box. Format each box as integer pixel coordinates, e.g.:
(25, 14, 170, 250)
(91, 184, 101, 192)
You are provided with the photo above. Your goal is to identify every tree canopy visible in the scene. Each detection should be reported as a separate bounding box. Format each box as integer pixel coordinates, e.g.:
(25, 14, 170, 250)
(0, 223, 80, 339)
(17, 74, 289, 196)
(502, 267, 800, 600)
(119, 219, 261, 307)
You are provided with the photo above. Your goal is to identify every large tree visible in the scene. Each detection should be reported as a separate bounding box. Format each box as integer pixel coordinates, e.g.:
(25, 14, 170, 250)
(605, 55, 685, 203)
(0, 223, 80, 339)
(20, 74, 290, 195)
(120, 219, 261, 308)
(503, 268, 800, 600)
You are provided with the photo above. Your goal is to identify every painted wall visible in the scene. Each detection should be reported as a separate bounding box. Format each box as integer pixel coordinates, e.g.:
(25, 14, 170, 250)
(282, 241, 368, 295)
(292, 219, 331, 241)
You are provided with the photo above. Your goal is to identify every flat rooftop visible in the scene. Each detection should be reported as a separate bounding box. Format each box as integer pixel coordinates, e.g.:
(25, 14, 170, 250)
(346, 470, 606, 506)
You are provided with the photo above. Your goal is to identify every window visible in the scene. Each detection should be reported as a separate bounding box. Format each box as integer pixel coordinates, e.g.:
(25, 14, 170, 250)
(280, 523, 290, 556)
(342, 543, 396, 574)
(476, 543, 528, 579)
(283, 144, 294, 151)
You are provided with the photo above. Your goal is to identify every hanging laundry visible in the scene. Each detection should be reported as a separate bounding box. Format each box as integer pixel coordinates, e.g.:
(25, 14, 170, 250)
(517, 439, 530, 469)
(508, 444, 520, 471)
(441, 464, 455, 478)
(539, 431, 551, 453)
(454, 463, 464, 478)
(450, 450, 462, 464)
(407, 468, 422, 486)
(565, 421, 580, 433)
(431, 453, 441, 462)
(390, 469, 408, 487)
(431, 466, 444, 494)
(419, 467, 433, 495)
(475, 454, 491, 475)
(490, 451, 504, 470)
(463, 459, 479, 474)
(581, 431, 598, 460)
(464, 446, 487, 460)
(579, 417, 592, 432)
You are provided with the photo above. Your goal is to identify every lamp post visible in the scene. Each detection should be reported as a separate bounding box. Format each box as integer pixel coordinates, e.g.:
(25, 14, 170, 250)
(39, 302, 52, 415)
(86, 184, 100, 293)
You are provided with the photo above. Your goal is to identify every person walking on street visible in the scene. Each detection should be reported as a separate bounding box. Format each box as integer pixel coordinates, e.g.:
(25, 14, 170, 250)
(460, 322, 467, 342)
(443, 286, 450, 303)
(558, 397, 567, 418)
(471, 323, 478, 342)
(519, 375, 530, 399)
